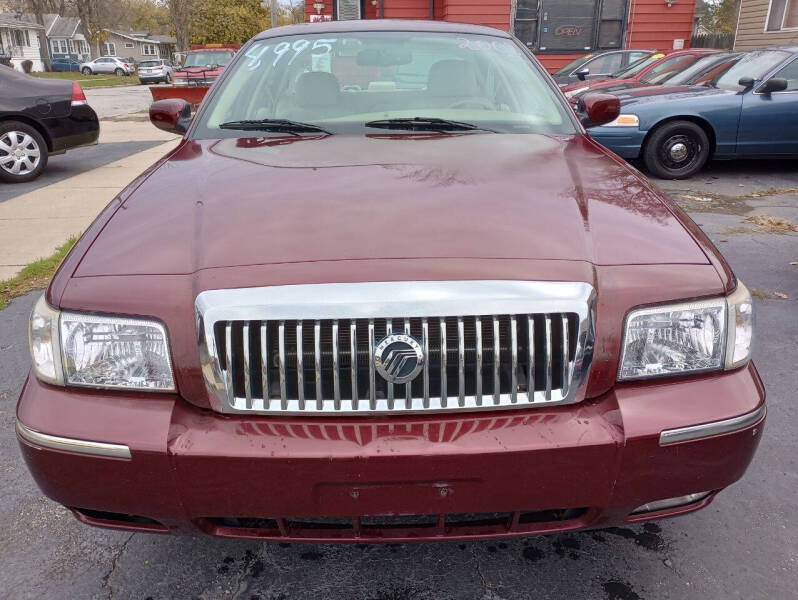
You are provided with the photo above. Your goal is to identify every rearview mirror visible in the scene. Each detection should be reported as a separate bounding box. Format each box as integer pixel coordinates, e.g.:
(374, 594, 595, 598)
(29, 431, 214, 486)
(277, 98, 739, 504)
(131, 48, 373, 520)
(581, 93, 621, 127)
(756, 77, 788, 94)
(149, 98, 192, 134)
(575, 67, 590, 81)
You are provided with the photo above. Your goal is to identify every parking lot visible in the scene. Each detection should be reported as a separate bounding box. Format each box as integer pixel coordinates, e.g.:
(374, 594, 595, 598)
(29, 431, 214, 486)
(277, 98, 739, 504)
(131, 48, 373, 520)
(1, 85, 796, 599)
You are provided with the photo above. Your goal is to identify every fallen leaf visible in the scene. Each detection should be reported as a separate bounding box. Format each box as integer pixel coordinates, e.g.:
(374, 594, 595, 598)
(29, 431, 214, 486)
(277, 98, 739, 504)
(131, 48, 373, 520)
(774, 292, 789, 299)
(790, 262, 798, 266)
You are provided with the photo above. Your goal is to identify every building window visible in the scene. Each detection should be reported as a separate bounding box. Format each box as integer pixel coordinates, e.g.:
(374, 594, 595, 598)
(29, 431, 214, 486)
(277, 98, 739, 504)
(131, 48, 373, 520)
(13, 29, 30, 47)
(124, 42, 135, 48)
(142, 43, 157, 56)
(767, 0, 798, 30)
(514, 0, 629, 52)
(103, 42, 116, 55)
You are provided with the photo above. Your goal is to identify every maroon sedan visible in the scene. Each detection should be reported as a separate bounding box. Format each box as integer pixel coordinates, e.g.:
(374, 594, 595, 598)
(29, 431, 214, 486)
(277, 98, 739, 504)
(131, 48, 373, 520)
(18, 21, 764, 542)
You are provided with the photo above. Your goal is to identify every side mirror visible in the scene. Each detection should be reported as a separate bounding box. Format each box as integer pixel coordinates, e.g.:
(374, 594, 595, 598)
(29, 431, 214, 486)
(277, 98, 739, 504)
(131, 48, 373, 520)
(575, 67, 590, 81)
(756, 77, 788, 94)
(738, 76, 755, 89)
(581, 92, 621, 127)
(149, 98, 191, 134)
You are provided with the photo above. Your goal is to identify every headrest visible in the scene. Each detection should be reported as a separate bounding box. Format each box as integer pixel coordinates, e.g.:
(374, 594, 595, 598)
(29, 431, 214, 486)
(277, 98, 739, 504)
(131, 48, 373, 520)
(427, 59, 479, 97)
(295, 71, 340, 108)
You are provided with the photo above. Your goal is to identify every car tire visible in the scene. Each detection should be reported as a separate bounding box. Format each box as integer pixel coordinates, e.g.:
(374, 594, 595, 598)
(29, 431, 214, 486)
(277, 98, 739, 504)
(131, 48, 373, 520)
(643, 120, 711, 179)
(114, 68, 124, 76)
(81, 67, 92, 75)
(0, 122, 48, 184)
(166, 73, 172, 84)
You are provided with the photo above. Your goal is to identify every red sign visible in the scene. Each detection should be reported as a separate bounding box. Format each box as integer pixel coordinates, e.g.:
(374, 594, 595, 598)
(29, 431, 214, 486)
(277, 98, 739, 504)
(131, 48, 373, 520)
(555, 25, 584, 37)
(309, 14, 332, 22)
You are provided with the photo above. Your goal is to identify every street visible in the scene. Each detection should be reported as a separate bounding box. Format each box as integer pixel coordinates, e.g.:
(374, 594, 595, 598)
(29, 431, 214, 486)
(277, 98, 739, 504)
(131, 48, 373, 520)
(0, 87, 797, 599)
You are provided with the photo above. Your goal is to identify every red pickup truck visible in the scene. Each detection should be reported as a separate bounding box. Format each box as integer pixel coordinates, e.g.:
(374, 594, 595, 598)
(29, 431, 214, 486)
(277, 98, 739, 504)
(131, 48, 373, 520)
(18, 21, 764, 542)
(172, 44, 239, 87)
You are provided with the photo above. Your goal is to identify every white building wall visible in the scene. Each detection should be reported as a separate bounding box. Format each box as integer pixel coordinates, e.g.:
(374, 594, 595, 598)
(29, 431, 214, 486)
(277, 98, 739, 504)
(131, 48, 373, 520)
(1, 26, 45, 72)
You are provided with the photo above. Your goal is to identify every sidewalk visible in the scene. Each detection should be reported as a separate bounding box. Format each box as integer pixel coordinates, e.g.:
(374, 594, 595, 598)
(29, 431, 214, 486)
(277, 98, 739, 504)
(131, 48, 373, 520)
(0, 119, 179, 281)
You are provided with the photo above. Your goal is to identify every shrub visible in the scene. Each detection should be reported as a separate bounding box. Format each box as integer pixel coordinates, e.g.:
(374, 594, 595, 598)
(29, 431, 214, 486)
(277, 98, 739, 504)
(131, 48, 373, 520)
(22, 59, 33, 73)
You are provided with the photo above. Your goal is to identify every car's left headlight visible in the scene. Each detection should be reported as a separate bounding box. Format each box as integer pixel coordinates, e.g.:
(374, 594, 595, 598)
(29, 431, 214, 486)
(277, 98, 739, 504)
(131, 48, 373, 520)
(29, 294, 175, 391)
(618, 282, 753, 381)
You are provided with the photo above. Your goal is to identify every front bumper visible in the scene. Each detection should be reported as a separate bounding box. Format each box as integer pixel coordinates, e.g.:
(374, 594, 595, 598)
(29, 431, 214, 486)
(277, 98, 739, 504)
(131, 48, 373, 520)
(17, 364, 765, 542)
(588, 127, 648, 159)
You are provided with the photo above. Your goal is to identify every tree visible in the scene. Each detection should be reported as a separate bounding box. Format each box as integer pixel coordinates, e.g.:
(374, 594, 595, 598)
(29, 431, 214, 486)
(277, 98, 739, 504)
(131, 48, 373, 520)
(191, 0, 269, 45)
(168, 0, 195, 52)
(128, 0, 171, 35)
(695, 0, 741, 34)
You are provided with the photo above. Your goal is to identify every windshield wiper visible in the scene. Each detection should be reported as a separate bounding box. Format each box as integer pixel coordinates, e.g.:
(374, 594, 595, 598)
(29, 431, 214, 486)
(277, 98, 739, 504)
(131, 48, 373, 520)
(219, 119, 332, 136)
(364, 117, 498, 133)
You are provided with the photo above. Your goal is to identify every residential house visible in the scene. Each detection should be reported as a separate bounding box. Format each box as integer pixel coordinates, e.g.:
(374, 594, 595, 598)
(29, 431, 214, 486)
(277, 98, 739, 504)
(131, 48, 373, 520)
(43, 13, 91, 61)
(0, 13, 44, 71)
(102, 29, 177, 63)
(735, 0, 798, 50)
(304, 0, 699, 71)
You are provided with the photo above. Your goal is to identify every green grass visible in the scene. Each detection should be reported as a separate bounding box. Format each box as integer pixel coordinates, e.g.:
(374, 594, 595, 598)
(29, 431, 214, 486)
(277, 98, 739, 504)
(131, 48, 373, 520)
(30, 72, 140, 87)
(0, 237, 77, 310)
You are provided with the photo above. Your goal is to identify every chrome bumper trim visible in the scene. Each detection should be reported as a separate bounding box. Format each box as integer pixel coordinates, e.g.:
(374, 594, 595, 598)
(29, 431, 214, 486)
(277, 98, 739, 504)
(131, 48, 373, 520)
(659, 405, 766, 446)
(16, 421, 132, 459)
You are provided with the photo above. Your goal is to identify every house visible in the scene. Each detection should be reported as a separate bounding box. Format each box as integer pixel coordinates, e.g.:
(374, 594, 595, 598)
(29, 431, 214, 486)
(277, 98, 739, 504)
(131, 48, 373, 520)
(102, 29, 177, 63)
(43, 13, 91, 61)
(734, 0, 798, 50)
(304, 0, 699, 71)
(0, 13, 44, 71)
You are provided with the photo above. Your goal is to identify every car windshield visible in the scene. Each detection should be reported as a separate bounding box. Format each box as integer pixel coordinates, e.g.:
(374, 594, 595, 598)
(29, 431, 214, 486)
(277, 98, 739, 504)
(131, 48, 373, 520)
(713, 50, 790, 90)
(195, 32, 576, 138)
(553, 54, 593, 75)
(184, 51, 234, 67)
(611, 53, 663, 79)
(140, 60, 162, 68)
(664, 54, 729, 84)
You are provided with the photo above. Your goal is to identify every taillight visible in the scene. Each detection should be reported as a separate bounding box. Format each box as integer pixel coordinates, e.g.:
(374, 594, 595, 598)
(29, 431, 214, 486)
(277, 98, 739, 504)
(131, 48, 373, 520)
(124, 63, 130, 68)
(71, 81, 87, 107)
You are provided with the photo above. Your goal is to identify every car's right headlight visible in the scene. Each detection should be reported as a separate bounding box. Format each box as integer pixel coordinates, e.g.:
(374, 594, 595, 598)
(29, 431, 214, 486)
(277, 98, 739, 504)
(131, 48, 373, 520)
(603, 114, 640, 127)
(29, 294, 175, 391)
(618, 282, 753, 381)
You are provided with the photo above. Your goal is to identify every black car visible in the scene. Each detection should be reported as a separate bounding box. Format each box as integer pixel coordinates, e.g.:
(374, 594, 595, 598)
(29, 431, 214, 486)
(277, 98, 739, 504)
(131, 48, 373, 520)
(551, 49, 655, 86)
(0, 65, 99, 183)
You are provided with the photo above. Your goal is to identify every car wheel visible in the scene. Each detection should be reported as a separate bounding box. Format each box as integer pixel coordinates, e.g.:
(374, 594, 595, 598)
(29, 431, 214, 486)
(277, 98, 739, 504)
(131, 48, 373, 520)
(643, 120, 711, 179)
(0, 122, 48, 184)
(81, 67, 92, 75)
(114, 68, 124, 76)
(166, 73, 172, 84)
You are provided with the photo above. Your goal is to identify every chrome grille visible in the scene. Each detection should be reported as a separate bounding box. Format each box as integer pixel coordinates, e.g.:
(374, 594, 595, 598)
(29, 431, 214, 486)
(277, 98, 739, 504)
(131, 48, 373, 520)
(196, 281, 595, 415)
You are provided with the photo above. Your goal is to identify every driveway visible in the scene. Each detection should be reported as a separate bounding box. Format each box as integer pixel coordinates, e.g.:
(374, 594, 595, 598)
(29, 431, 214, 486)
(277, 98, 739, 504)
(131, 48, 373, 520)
(0, 164, 796, 600)
(84, 85, 162, 119)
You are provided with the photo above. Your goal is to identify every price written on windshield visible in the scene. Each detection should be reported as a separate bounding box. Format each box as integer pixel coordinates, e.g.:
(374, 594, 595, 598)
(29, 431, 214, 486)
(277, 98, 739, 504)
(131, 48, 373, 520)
(245, 38, 338, 70)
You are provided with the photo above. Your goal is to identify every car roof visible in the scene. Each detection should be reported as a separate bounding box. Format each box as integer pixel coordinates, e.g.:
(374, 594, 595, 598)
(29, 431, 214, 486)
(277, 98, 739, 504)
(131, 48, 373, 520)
(759, 45, 798, 53)
(254, 19, 510, 40)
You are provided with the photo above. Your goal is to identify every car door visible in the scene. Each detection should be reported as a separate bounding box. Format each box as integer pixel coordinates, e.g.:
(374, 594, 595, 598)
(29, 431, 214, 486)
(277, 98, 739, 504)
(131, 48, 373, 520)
(736, 56, 798, 155)
(582, 52, 624, 79)
(93, 58, 108, 74)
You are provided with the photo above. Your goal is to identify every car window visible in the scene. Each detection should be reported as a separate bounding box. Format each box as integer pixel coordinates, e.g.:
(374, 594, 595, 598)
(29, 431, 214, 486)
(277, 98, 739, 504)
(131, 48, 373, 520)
(611, 53, 664, 78)
(666, 55, 728, 84)
(714, 50, 791, 91)
(140, 60, 161, 68)
(640, 55, 702, 84)
(626, 51, 651, 64)
(585, 52, 623, 74)
(184, 52, 234, 67)
(553, 54, 594, 76)
(196, 32, 576, 138)
(772, 58, 798, 91)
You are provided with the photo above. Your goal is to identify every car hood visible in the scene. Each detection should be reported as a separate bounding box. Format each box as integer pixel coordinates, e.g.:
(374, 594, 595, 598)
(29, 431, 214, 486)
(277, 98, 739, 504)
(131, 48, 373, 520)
(619, 85, 735, 107)
(74, 133, 709, 277)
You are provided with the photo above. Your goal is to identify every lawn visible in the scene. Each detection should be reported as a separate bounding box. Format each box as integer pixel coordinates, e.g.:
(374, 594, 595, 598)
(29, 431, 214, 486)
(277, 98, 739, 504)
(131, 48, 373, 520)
(0, 237, 77, 310)
(30, 72, 141, 87)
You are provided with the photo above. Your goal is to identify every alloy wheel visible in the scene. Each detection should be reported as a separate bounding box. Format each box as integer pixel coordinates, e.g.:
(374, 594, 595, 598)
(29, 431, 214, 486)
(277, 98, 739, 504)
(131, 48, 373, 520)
(0, 131, 42, 176)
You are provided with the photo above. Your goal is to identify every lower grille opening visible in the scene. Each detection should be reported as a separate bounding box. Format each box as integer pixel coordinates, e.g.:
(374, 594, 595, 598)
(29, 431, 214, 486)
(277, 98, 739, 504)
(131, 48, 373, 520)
(287, 517, 353, 530)
(72, 508, 167, 531)
(519, 507, 587, 524)
(211, 517, 280, 530)
(446, 512, 512, 528)
(360, 514, 438, 529)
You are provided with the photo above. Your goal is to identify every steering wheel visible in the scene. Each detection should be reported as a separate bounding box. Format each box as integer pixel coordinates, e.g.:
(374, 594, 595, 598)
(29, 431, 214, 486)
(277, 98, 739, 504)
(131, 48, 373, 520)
(447, 98, 495, 110)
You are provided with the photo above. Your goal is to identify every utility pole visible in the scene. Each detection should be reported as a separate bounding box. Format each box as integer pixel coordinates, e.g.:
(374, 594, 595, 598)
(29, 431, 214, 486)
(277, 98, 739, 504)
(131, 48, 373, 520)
(260, 0, 280, 28)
